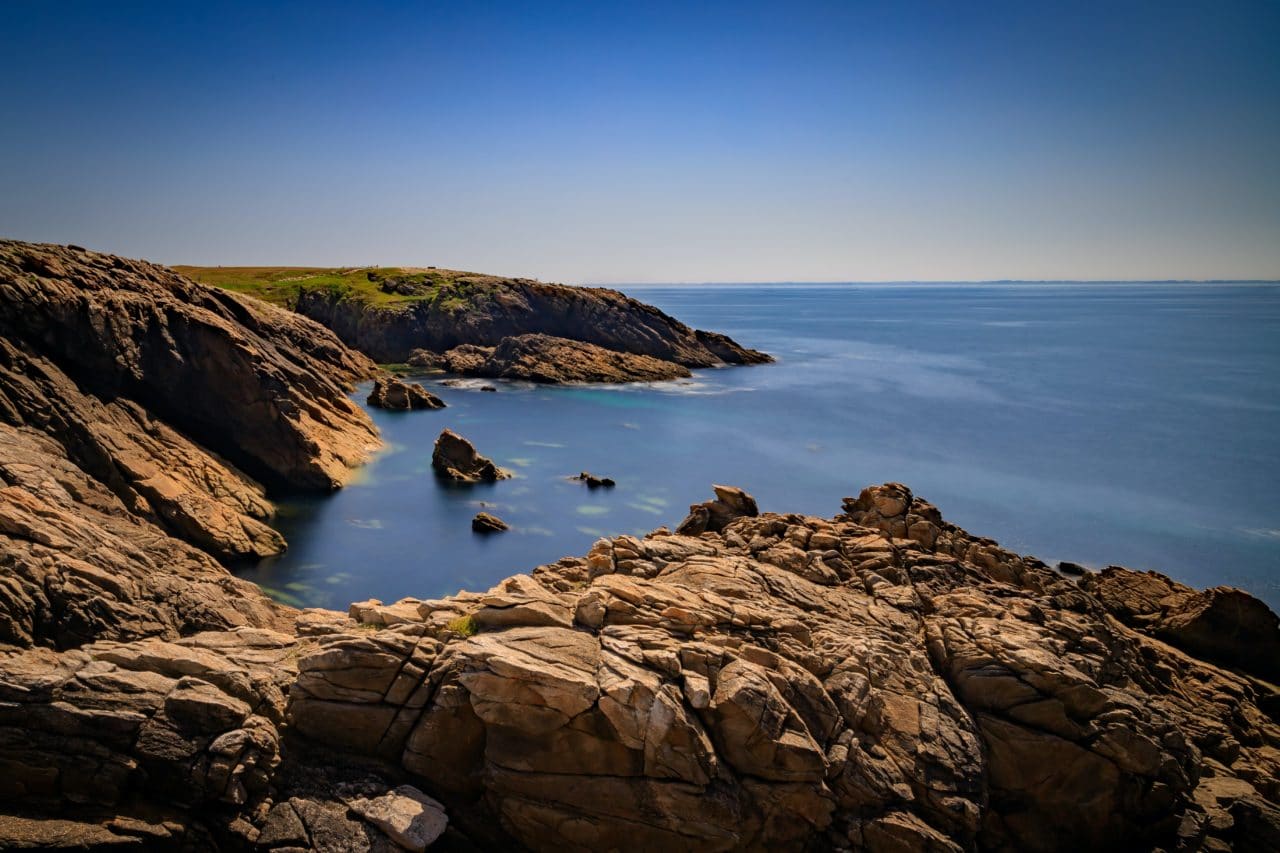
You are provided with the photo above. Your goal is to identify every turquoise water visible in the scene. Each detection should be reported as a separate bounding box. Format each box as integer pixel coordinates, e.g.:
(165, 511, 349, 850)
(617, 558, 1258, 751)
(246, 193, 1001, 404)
(236, 284, 1280, 611)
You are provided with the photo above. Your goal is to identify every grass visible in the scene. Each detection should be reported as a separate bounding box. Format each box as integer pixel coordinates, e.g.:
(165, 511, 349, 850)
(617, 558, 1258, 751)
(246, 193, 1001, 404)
(175, 264, 509, 310)
(446, 614, 479, 638)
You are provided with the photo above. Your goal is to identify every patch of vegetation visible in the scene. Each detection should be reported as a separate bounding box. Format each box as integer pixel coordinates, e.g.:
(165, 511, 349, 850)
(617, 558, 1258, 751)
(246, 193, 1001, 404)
(175, 264, 505, 310)
(446, 614, 479, 638)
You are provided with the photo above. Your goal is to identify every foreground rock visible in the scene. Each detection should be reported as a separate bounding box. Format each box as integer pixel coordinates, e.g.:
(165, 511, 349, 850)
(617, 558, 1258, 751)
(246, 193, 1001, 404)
(471, 512, 508, 534)
(431, 429, 510, 483)
(443, 333, 693, 383)
(3, 481, 1279, 850)
(367, 376, 445, 411)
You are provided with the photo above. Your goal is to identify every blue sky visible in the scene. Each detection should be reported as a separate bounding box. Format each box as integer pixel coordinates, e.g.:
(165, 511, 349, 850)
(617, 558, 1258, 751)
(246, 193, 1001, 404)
(2, 0, 1277, 282)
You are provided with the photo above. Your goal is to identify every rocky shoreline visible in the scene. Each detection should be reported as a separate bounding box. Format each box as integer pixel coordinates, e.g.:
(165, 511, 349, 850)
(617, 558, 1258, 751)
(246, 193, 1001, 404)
(1, 241, 1278, 851)
(179, 264, 773, 384)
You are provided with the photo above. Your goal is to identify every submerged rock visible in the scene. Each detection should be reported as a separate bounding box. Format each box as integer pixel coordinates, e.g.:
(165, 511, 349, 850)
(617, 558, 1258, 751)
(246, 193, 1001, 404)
(431, 429, 510, 483)
(366, 376, 445, 410)
(571, 471, 616, 488)
(471, 512, 508, 533)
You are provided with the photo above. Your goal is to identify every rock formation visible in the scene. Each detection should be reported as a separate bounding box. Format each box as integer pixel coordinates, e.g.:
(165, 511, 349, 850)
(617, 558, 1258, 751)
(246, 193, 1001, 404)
(288, 272, 773, 370)
(571, 471, 616, 489)
(0, 240, 380, 653)
(471, 512, 509, 534)
(366, 376, 445, 411)
(676, 483, 760, 534)
(441, 334, 693, 384)
(7, 480, 1276, 850)
(431, 429, 510, 483)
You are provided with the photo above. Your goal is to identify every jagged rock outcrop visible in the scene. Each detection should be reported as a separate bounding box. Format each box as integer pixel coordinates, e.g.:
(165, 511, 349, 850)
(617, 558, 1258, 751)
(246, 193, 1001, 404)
(431, 429, 510, 483)
(279, 485, 1278, 852)
(367, 377, 445, 411)
(290, 272, 772, 369)
(676, 483, 760, 534)
(0, 241, 382, 653)
(3, 482, 1279, 850)
(441, 334, 693, 384)
(0, 241, 379, 492)
(1080, 567, 1280, 683)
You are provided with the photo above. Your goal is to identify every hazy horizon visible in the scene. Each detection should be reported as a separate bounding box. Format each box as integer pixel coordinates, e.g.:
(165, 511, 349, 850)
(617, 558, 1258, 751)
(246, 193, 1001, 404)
(3, 1, 1278, 283)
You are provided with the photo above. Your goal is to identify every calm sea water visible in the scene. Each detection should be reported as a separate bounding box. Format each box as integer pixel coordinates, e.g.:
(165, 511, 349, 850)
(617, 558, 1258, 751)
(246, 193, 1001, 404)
(236, 284, 1280, 611)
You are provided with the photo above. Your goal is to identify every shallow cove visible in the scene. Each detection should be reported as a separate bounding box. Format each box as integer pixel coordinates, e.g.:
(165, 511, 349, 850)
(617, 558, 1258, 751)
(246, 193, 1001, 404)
(235, 283, 1280, 610)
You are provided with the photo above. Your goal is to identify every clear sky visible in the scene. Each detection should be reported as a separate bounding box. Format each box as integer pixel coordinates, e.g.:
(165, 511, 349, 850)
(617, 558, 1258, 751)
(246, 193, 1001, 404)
(2, 1, 1278, 282)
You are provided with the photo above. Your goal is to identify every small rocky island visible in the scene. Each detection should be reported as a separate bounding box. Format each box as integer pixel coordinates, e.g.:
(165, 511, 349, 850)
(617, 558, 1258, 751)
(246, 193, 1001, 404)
(175, 264, 773, 383)
(2, 241, 1278, 851)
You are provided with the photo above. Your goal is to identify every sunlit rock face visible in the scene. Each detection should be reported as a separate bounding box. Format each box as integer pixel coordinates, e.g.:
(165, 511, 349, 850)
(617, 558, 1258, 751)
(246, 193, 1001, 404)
(288, 484, 1280, 852)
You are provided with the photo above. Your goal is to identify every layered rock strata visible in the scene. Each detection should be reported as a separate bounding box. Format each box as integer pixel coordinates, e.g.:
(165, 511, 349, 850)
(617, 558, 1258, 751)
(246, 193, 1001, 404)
(438, 334, 694, 384)
(8, 479, 1275, 850)
(0, 240, 380, 650)
(293, 275, 772, 368)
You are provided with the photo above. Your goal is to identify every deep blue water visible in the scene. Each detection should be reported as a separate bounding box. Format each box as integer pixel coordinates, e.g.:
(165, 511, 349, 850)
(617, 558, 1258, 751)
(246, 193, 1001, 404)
(236, 284, 1280, 611)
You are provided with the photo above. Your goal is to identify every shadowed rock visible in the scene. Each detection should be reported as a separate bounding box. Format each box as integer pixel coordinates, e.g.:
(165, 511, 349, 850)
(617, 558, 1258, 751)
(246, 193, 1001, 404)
(367, 376, 445, 410)
(431, 429, 510, 483)
(471, 512, 508, 534)
(290, 272, 774, 369)
(676, 484, 760, 534)
(445, 333, 693, 384)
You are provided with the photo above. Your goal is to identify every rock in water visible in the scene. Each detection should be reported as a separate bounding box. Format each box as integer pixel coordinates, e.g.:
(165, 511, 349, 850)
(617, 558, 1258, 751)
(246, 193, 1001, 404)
(676, 483, 760, 534)
(367, 376, 445, 410)
(472, 512, 509, 533)
(446, 333, 692, 384)
(432, 429, 510, 482)
(572, 471, 616, 488)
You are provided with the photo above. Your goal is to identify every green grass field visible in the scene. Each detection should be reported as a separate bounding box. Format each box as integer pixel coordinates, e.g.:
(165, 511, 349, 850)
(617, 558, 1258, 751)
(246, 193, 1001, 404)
(174, 265, 493, 308)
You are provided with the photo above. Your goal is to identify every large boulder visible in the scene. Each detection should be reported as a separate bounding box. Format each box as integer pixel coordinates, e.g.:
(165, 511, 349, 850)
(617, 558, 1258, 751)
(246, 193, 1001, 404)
(676, 484, 760, 534)
(1083, 568, 1280, 682)
(431, 429, 510, 483)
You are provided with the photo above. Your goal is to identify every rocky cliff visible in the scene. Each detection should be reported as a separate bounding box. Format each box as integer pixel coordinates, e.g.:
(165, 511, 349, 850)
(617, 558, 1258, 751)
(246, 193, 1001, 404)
(0, 240, 380, 651)
(178, 265, 773, 382)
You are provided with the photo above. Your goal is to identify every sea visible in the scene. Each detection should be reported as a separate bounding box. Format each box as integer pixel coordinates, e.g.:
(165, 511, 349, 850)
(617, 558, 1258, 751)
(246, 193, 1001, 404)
(234, 283, 1280, 611)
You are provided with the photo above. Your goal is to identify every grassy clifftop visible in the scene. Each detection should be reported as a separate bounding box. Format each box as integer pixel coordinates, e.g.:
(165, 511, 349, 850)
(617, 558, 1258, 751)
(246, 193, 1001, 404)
(174, 265, 497, 309)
